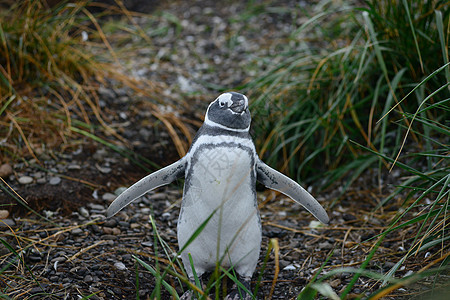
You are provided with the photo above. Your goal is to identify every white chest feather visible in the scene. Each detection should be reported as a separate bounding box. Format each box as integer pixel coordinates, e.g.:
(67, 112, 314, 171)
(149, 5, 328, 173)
(177, 134, 261, 275)
(182, 135, 257, 212)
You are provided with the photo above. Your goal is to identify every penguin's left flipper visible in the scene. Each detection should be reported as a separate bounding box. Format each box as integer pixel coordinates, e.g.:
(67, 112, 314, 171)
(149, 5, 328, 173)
(106, 158, 186, 218)
(256, 159, 329, 224)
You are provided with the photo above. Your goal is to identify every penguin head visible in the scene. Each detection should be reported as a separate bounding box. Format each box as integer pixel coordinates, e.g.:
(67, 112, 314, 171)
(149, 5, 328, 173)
(204, 92, 251, 131)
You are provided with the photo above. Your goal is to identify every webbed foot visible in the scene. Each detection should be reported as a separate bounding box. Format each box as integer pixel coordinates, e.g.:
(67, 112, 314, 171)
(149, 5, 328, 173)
(224, 276, 252, 300)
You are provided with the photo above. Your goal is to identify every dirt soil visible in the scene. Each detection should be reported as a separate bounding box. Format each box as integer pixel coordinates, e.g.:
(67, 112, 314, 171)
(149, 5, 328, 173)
(1, 0, 448, 299)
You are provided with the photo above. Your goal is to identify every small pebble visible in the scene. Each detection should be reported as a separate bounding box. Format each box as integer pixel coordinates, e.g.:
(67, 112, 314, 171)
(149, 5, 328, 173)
(102, 193, 116, 202)
(68, 164, 81, 170)
(283, 265, 296, 271)
(89, 204, 105, 211)
(96, 165, 111, 174)
(71, 228, 83, 236)
(149, 193, 166, 200)
(49, 177, 61, 185)
(130, 223, 140, 230)
(18, 176, 33, 185)
(318, 241, 333, 250)
(141, 241, 153, 247)
(0, 210, 9, 219)
(79, 207, 90, 218)
(114, 262, 126, 271)
(103, 219, 117, 227)
(0, 163, 13, 178)
(115, 187, 127, 195)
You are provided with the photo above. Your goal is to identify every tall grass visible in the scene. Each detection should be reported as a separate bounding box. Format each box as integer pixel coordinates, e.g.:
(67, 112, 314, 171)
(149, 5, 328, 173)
(245, 0, 449, 188)
(0, 0, 188, 164)
(243, 0, 449, 297)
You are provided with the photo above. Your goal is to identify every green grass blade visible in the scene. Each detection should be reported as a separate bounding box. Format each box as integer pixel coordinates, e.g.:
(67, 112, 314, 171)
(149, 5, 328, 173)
(0, 238, 43, 291)
(378, 61, 450, 123)
(340, 235, 385, 299)
(134, 256, 180, 299)
(0, 95, 16, 116)
(435, 10, 450, 88)
(188, 253, 202, 298)
(362, 11, 390, 90)
(402, 0, 423, 72)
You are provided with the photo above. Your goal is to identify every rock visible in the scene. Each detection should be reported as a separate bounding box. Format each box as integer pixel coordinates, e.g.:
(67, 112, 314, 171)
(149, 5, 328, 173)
(0, 210, 9, 219)
(103, 219, 117, 227)
(49, 177, 61, 185)
(28, 255, 41, 262)
(114, 262, 127, 271)
(89, 203, 105, 211)
(18, 176, 33, 185)
(130, 223, 140, 230)
(330, 278, 341, 288)
(0, 219, 15, 227)
(68, 164, 81, 170)
(283, 265, 296, 271)
(95, 164, 111, 174)
(0, 163, 13, 178)
(141, 241, 153, 247)
(51, 256, 66, 263)
(318, 241, 333, 250)
(149, 193, 167, 200)
(84, 275, 93, 283)
(71, 228, 83, 236)
(79, 207, 89, 218)
(115, 187, 127, 195)
(102, 193, 116, 202)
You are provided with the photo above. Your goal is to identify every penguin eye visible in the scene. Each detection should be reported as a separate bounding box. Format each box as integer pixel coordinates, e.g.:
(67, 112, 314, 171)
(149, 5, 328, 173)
(218, 101, 225, 108)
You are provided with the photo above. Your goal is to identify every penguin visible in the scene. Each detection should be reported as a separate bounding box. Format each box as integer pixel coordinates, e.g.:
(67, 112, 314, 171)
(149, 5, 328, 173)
(107, 92, 329, 299)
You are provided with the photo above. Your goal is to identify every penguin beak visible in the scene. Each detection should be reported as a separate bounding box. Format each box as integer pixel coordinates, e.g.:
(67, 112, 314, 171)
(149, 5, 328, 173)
(229, 100, 246, 114)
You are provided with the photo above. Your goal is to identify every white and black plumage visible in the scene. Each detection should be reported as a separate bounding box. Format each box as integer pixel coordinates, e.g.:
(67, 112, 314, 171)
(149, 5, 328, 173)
(107, 92, 329, 299)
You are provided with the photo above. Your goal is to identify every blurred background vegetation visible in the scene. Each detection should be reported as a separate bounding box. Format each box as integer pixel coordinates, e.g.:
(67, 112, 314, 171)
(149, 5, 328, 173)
(1, 0, 449, 298)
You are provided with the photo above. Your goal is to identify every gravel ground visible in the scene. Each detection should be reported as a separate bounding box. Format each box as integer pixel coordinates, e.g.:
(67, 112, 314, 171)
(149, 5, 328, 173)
(0, 0, 448, 299)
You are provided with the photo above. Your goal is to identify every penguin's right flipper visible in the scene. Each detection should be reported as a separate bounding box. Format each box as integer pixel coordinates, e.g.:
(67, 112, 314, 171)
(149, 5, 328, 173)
(256, 159, 329, 224)
(107, 158, 186, 218)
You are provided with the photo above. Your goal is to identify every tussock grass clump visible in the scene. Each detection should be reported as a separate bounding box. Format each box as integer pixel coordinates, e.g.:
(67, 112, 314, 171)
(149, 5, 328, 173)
(1, 0, 112, 159)
(243, 0, 449, 298)
(0, 0, 187, 163)
(246, 0, 449, 187)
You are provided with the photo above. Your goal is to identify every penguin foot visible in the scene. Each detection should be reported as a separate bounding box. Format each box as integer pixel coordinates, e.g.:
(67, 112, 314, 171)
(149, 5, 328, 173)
(224, 290, 252, 300)
(224, 277, 252, 300)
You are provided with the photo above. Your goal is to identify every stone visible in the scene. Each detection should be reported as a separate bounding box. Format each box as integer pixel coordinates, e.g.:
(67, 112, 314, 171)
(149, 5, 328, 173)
(68, 164, 81, 170)
(79, 207, 90, 218)
(114, 262, 126, 271)
(49, 177, 61, 185)
(0, 210, 9, 219)
(102, 193, 116, 202)
(0, 163, 13, 178)
(141, 241, 153, 247)
(18, 176, 33, 185)
(71, 228, 83, 236)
